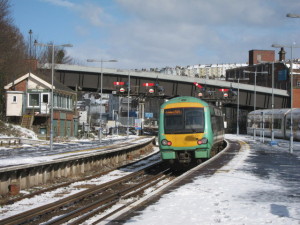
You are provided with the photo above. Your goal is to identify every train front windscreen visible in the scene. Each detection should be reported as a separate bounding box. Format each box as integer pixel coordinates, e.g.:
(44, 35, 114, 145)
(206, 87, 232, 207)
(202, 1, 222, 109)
(164, 108, 204, 134)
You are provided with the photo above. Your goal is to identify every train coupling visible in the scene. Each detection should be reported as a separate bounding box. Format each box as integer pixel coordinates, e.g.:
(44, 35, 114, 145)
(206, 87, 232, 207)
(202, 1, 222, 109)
(178, 151, 192, 164)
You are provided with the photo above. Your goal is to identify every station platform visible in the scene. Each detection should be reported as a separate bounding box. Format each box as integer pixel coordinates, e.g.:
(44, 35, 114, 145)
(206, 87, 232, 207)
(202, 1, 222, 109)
(105, 134, 300, 225)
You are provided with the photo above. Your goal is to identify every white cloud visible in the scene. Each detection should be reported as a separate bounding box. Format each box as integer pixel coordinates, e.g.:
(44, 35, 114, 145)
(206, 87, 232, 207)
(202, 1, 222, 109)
(42, 0, 75, 9)
(42, 0, 107, 27)
(116, 0, 277, 27)
(74, 25, 89, 37)
(41, 0, 300, 69)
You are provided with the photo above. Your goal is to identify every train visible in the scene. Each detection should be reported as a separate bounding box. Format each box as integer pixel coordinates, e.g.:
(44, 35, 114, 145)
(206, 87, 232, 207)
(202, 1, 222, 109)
(247, 108, 300, 141)
(158, 96, 225, 166)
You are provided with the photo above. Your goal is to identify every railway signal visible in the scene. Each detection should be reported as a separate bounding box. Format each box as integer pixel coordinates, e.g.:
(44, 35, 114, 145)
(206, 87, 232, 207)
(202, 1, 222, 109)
(143, 83, 156, 95)
(142, 83, 155, 87)
(194, 82, 203, 89)
(218, 88, 230, 98)
(194, 82, 204, 98)
(113, 81, 125, 86)
(218, 88, 229, 92)
(149, 88, 154, 93)
(113, 81, 127, 94)
(113, 81, 164, 96)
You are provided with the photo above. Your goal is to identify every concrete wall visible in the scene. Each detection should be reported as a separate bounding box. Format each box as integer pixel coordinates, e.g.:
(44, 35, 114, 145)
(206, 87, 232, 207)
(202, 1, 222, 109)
(0, 137, 155, 195)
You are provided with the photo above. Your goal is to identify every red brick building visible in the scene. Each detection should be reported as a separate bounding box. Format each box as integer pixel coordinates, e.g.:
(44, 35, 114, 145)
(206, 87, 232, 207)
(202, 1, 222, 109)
(226, 49, 300, 109)
(249, 50, 275, 65)
(5, 73, 78, 139)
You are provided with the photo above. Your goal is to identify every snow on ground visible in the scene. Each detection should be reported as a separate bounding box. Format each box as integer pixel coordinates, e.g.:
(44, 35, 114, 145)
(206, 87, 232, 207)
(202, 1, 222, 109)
(0, 123, 38, 140)
(118, 134, 300, 225)
(0, 147, 161, 220)
(0, 135, 146, 167)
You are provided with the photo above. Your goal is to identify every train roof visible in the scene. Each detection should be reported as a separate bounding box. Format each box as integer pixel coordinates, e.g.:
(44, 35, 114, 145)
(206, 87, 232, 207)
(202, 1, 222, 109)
(248, 108, 300, 116)
(161, 96, 210, 108)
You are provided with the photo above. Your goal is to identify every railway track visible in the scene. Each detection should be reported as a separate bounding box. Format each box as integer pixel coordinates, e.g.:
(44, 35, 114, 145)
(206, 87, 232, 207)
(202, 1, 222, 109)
(0, 139, 238, 225)
(0, 158, 173, 225)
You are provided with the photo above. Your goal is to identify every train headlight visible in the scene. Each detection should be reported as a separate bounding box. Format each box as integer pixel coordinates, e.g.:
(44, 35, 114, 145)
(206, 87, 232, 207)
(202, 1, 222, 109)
(197, 138, 208, 145)
(161, 139, 168, 146)
(161, 139, 172, 146)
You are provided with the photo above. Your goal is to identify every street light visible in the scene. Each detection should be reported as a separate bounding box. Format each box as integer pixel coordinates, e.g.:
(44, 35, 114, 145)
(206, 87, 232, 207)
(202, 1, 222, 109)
(34, 41, 72, 151)
(287, 13, 300, 18)
(286, 13, 300, 153)
(272, 43, 300, 153)
(127, 71, 131, 139)
(243, 70, 268, 111)
(258, 60, 275, 143)
(228, 76, 249, 136)
(87, 59, 117, 143)
(244, 69, 268, 139)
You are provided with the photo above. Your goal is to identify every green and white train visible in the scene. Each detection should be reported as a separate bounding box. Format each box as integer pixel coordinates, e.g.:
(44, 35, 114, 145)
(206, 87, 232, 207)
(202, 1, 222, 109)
(158, 96, 225, 165)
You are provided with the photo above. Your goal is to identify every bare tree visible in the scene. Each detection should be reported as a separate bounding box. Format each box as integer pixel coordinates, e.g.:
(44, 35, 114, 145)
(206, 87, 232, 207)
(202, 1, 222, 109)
(0, 0, 28, 118)
(34, 41, 74, 65)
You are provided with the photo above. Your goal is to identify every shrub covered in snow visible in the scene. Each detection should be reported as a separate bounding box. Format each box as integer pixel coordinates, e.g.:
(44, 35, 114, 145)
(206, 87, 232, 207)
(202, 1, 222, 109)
(0, 121, 38, 139)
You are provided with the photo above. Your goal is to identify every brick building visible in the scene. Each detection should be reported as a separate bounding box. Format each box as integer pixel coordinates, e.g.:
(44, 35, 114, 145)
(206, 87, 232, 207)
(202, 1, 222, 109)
(5, 72, 78, 139)
(226, 49, 300, 108)
(249, 50, 275, 65)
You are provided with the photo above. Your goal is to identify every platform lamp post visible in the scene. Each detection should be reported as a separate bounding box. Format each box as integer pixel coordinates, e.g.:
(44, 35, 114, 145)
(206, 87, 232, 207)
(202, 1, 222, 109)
(258, 60, 276, 143)
(34, 41, 72, 152)
(287, 13, 300, 18)
(127, 71, 131, 139)
(243, 69, 268, 139)
(272, 43, 300, 153)
(228, 76, 249, 136)
(87, 59, 117, 143)
(286, 13, 300, 153)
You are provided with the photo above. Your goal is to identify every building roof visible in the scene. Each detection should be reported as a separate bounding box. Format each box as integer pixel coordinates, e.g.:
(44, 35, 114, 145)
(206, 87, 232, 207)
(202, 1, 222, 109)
(4, 72, 75, 94)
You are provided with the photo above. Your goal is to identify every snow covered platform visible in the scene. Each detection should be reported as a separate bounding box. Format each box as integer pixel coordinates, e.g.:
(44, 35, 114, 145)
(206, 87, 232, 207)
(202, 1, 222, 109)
(106, 134, 300, 225)
(0, 136, 155, 195)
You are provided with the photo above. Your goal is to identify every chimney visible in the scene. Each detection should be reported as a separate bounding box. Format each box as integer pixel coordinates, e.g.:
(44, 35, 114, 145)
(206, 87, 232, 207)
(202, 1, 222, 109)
(279, 47, 286, 61)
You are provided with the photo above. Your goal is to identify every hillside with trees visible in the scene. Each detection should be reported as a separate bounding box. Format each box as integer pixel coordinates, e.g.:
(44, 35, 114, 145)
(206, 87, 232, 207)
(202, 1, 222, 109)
(0, 0, 28, 119)
(0, 0, 73, 120)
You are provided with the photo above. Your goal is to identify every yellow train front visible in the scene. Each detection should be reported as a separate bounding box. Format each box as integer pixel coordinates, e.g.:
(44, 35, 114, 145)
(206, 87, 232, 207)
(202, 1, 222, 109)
(159, 96, 224, 165)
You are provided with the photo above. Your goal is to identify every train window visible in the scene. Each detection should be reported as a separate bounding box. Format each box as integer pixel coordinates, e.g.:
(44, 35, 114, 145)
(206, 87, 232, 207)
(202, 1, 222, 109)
(218, 116, 224, 129)
(211, 115, 223, 133)
(264, 121, 270, 128)
(247, 120, 253, 127)
(286, 119, 291, 129)
(164, 108, 204, 134)
(185, 108, 204, 133)
(165, 114, 183, 132)
(274, 119, 282, 129)
(211, 116, 217, 133)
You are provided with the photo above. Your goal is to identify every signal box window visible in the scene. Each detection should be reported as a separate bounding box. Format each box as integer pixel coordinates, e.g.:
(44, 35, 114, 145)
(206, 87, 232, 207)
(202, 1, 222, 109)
(12, 95, 17, 103)
(29, 93, 39, 107)
(42, 94, 49, 103)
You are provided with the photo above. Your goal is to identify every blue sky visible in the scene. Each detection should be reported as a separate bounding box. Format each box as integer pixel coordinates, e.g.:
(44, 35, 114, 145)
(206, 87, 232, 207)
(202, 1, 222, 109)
(10, 0, 300, 69)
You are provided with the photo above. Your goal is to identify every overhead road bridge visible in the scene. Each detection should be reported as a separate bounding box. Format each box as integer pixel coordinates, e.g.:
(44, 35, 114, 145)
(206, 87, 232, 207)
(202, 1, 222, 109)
(39, 64, 290, 110)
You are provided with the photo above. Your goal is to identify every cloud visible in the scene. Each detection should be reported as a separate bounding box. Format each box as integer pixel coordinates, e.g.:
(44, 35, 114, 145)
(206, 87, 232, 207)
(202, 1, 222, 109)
(75, 25, 89, 36)
(41, 0, 300, 69)
(42, 0, 75, 9)
(41, 0, 106, 27)
(108, 0, 300, 68)
(116, 0, 278, 27)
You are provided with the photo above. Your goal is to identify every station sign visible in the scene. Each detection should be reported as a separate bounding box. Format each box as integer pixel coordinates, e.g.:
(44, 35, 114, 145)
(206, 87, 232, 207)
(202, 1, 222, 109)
(145, 112, 153, 118)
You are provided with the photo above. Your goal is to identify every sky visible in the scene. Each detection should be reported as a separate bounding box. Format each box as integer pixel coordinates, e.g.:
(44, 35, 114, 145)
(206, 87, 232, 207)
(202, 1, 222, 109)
(9, 0, 300, 70)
